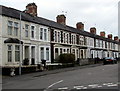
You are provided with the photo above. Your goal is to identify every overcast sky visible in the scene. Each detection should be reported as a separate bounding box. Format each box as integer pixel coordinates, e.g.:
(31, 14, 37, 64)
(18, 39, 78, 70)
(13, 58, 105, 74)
(0, 0, 119, 37)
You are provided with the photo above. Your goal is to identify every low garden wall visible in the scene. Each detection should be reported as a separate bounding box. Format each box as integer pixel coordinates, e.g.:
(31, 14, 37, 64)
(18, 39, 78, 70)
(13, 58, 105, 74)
(2, 65, 39, 75)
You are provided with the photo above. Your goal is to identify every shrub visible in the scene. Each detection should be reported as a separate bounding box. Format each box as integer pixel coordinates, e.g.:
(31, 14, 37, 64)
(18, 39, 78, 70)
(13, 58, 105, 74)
(31, 58, 35, 65)
(23, 58, 29, 65)
(57, 53, 75, 64)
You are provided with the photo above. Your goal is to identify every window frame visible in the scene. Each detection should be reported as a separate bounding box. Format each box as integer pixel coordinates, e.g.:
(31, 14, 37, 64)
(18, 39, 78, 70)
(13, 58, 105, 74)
(14, 22, 19, 36)
(7, 45, 12, 62)
(15, 45, 20, 62)
(31, 25, 35, 39)
(8, 21, 13, 35)
(25, 24, 29, 37)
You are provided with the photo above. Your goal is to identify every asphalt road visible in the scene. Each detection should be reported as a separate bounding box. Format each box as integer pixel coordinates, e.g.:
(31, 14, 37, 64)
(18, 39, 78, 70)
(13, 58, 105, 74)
(2, 64, 119, 91)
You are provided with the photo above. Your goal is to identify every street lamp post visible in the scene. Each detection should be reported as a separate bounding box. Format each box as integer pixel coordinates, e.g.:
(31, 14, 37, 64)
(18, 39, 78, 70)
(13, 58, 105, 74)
(19, 11, 22, 75)
(19, 10, 27, 75)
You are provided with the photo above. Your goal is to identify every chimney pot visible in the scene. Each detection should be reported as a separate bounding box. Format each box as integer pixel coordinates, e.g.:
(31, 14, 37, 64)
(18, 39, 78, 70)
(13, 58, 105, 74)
(26, 2, 37, 16)
(114, 36, 119, 41)
(100, 31, 105, 37)
(56, 14, 66, 25)
(76, 22, 84, 30)
(90, 27, 96, 34)
(108, 34, 113, 39)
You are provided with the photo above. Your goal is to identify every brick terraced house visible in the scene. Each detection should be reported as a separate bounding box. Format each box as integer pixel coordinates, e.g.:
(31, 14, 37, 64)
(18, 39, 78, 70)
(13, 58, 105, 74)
(0, 3, 120, 68)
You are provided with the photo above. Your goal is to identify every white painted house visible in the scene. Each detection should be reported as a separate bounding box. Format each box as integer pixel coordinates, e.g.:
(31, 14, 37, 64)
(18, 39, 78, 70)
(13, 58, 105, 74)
(0, 3, 120, 68)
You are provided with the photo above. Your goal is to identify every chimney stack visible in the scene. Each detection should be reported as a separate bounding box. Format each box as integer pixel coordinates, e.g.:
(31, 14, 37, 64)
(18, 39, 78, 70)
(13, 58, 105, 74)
(56, 14, 66, 25)
(76, 22, 84, 30)
(108, 34, 113, 39)
(100, 31, 105, 37)
(90, 27, 96, 34)
(114, 36, 119, 41)
(26, 3, 37, 17)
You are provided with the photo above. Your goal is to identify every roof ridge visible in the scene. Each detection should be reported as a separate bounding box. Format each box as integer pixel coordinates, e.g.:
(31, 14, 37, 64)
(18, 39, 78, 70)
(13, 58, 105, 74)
(0, 5, 23, 12)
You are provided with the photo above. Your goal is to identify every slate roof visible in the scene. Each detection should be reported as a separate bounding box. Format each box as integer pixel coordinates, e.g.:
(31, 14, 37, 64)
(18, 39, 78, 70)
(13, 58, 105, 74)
(0, 5, 119, 44)
(4, 38, 23, 44)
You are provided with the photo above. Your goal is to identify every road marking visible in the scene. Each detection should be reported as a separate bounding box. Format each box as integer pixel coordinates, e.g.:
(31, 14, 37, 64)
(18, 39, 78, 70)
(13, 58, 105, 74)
(74, 86, 84, 88)
(46, 80, 63, 89)
(82, 87, 87, 89)
(107, 84, 118, 87)
(103, 83, 113, 86)
(97, 86, 103, 88)
(88, 84, 102, 88)
(58, 87, 68, 90)
(88, 84, 99, 86)
(74, 86, 87, 89)
(56, 82, 118, 90)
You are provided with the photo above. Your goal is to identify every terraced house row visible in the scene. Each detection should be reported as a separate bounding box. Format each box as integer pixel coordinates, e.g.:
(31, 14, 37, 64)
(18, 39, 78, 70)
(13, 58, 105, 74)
(0, 3, 120, 67)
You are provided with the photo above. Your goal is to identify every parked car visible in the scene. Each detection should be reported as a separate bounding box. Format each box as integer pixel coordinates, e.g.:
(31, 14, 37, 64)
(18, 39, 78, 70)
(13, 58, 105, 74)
(103, 57, 117, 65)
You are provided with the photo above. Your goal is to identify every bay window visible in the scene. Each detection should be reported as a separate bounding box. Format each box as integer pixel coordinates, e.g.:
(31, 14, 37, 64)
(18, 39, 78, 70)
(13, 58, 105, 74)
(41, 47, 44, 60)
(46, 48, 49, 60)
(8, 45, 12, 62)
(15, 45, 20, 62)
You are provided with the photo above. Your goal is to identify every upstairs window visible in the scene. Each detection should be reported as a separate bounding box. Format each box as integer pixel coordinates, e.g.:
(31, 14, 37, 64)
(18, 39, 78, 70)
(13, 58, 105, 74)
(79, 36, 84, 45)
(105, 42, 107, 48)
(58, 32, 60, 43)
(40, 28, 48, 41)
(66, 34, 69, 43)
(31, 26, 35, 38)
(74, 35, 76, 44)
(8, 21, 13, 35)
(40, 28, 43, 40)
(63, 33, 66, 43)
(44, 29, 47, 41)
(14, 22, 19, 36)
(25, 24, 29, 37)
(54, 31, 57, 42)
(71, 35, 74, 44)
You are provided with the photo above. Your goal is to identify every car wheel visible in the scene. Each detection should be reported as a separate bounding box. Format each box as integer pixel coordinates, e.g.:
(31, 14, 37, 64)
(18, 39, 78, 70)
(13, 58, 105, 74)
(103, 62, 106, 65)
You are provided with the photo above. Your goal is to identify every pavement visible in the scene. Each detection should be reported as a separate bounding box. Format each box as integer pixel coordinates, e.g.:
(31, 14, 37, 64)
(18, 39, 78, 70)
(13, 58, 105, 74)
(3, 63, 102, 81)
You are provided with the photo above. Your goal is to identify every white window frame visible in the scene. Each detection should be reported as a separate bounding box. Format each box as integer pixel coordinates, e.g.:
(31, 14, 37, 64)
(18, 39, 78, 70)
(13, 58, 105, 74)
(14, 22, 19, 36)
(8, 20, 13, 35)
(7, 45, 13, 62)
(39, 46, 50, 62)
(40, 27, 43, 40)
(25, 24, 29, 37)
(44, 28, 47, 41)
(58, 31, 61, 43)
(54, 30, 57, 42)
(15, 45, 20, 62)
(30, 25, 36, 39)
